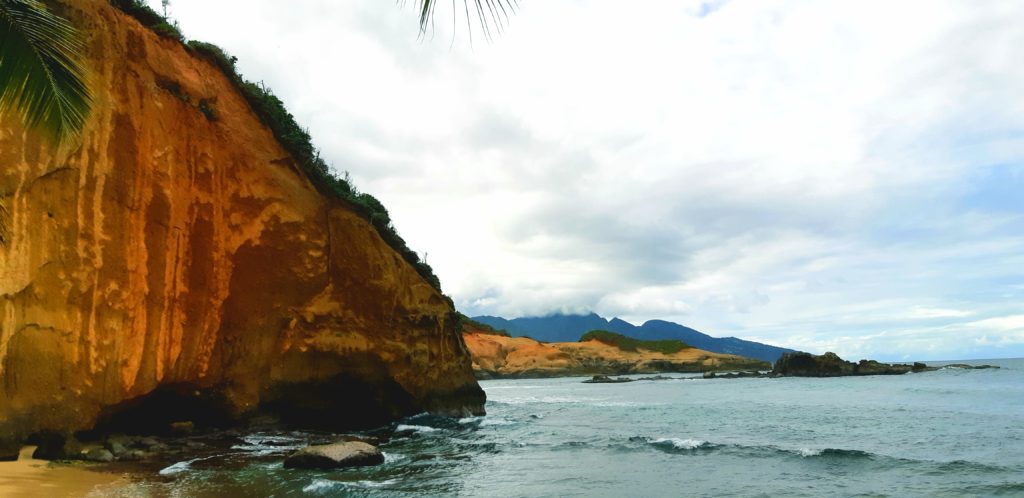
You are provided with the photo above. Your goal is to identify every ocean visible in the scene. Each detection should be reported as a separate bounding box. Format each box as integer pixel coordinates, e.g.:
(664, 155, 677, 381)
(101, 358, 1024, 497)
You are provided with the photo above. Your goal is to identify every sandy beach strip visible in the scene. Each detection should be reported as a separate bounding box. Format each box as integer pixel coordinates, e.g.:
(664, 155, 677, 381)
(0, 446, 128, 498)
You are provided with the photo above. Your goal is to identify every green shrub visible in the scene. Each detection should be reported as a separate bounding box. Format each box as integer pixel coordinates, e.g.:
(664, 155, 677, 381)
(579, 330, 691, 354)
(110, 0, 183, 41)
(197, 99, 217, 121)
(108, 4, 444, 294)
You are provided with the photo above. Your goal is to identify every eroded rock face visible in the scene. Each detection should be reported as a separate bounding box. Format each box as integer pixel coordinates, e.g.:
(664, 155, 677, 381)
(0, 0, 483, 442)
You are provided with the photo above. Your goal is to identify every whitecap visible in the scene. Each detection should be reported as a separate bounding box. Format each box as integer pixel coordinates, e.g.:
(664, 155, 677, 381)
(158, 459, 195, 476)
(480, 418, 516, 427)
(798, 448, 823, 457)
(395, 424, 437, 433)
(352, 479, 398, 488)
(383, 451, 407, 464)
(158, 453, 227, 475)
(303, 479, 341, 494)
(231, 434, 303, 455)
(303, 479, 398, 493)
(652, 437, 708, 450)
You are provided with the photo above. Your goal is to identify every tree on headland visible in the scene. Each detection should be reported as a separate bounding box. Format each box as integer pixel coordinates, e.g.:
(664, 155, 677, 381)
(0, 0, 92, 143)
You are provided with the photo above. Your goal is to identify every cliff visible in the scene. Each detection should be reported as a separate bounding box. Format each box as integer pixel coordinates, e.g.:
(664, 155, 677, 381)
(463, 329, 770, 379)
(0, 0, 484, 448)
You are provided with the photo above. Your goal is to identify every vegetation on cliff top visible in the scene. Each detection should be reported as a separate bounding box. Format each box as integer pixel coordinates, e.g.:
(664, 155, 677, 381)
(579, 330, 691, 355)
(107, 0, 444, 294)
(0, 0, 92, 142)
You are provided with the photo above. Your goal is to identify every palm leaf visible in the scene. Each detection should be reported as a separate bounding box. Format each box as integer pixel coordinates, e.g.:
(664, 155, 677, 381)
(407, 0, 518, 40)
(0, 0, 91, 143)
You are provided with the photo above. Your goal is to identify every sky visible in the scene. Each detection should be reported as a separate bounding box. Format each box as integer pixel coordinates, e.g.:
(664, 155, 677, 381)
(156, 0, 1024, 361)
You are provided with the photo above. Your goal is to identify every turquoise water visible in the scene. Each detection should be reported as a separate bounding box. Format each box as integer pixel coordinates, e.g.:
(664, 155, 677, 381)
(109, 358, 1024, 497)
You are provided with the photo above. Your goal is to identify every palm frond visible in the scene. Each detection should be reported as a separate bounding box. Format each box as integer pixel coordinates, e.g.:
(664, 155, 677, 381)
(404, 0, 519, 40)
(0, 0, 91, 143)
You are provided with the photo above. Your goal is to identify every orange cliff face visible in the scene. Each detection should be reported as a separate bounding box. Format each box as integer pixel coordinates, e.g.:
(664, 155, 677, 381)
(463, 329, 771, 378)
(0, 0, 483, 442)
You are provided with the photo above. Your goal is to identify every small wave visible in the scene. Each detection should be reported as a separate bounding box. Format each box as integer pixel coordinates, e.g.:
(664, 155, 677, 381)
(652, 438, 713, 451)
(303, 479, 340, 494)
(480, 418, 516, 427)
(231, 434, 303, 455)
(637, 437, 879, 461)
(303, 478, 399, 494)
(796, 448, 874, 460)
(395, 424, 437, 433)
(486, 395, 602, 405)
(383, 451, 407, 464)
(929, 459, 1014, 475)
(158, 454, 224, 476)
(952, 482, 1024, 495)
(241, 434, 298, 446)
(158, 460, 195, 476)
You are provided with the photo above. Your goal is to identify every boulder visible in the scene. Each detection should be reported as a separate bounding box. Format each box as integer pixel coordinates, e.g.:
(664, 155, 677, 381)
(283, 441, 384, 470)
(84, 448, 114, 463)
(105, 440, 128, 458)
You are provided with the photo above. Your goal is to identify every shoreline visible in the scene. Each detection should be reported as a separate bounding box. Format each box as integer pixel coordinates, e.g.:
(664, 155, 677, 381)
(0, 447, 127, 498)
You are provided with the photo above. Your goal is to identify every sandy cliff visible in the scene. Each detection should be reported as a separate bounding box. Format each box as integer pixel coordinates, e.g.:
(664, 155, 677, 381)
(464, 330, 771, 379)
(0, 0, 483, 446)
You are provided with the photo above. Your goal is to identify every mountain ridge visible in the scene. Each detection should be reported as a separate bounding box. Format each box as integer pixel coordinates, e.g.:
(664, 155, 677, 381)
(472, 313, 794, 363)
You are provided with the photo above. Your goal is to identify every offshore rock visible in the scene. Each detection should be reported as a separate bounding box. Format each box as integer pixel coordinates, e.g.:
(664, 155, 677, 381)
(0, 0, 483, 443)
(772, 352, 933, 377)
(283, 441, 384, 470)
(582, 375, 635, 384)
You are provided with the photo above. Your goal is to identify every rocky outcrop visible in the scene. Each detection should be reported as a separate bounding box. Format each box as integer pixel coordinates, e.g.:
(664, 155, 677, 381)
(772, 352, 931, 377)
(283, 441, 384, 469)
(464, 330, 770, 379)
(0, 0, 483, 444)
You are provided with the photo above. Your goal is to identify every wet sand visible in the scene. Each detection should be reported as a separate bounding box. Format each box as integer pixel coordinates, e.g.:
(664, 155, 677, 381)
(0, 447, 127, 498)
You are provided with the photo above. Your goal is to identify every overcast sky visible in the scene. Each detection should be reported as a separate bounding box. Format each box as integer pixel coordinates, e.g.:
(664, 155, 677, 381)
(158, 0, 1024, 361)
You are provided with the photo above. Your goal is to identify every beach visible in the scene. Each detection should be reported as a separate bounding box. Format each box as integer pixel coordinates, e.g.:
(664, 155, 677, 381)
(0, 447, 126, 498)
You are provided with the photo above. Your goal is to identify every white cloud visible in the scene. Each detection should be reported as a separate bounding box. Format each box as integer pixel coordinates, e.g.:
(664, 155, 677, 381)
(160, 0, 1024, 360)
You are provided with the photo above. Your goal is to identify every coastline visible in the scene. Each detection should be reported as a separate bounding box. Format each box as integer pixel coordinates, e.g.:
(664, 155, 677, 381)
(0, 447, 127, 498)
(463, 331, 770, 379)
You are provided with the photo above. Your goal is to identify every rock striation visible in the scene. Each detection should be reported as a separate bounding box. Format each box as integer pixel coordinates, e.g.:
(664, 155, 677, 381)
(0, 0, 483, 446)
(463, 329, 770, 379)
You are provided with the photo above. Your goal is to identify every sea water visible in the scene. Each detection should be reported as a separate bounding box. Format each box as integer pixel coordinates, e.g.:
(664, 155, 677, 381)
(101, 358, 1024, 497)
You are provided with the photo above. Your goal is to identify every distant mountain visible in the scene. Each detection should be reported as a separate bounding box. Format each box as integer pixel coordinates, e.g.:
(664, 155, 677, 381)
(472, 313, 794, 363)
